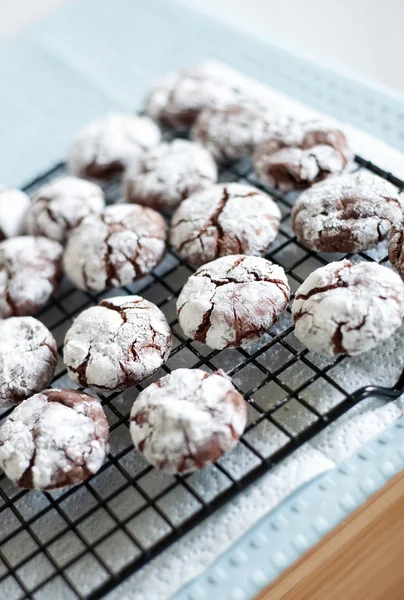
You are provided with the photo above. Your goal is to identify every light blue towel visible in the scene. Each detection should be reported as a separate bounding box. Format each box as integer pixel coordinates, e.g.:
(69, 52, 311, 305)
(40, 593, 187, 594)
(1, 0, 404, 187)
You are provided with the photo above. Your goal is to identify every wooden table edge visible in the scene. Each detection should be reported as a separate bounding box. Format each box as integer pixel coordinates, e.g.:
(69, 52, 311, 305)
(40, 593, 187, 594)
(255, 470, 404, 600)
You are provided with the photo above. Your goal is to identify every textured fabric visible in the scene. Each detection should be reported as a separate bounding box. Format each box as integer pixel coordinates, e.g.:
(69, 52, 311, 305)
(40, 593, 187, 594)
(1, 0, 404, 186)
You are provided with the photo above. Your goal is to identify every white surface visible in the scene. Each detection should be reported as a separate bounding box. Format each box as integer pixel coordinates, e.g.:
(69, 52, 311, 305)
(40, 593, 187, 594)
(0, 0, 67, 41)
(1, 0, 403, 94)
(181, 0, 404, 94)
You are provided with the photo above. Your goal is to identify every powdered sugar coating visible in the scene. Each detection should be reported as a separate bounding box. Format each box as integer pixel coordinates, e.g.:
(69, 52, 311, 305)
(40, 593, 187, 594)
(68, 113, 161, 181)
(177, 254, 290, 349)
(170, 182, 281, 267)
(388, 224, 404, 278)
(0, 187, 31, 240)
(292, 171, 402, 253)
(25, 176, 105, 243)
(64, 296, 172, 392)
(192, 101, 292, 162)
(253, 120, 353, 191)
(292, 260, 404, 357)
(145, 68, 240, 130)
(0, 389, 109, 490)
(0, 236, 63, 318)
(124, 139, 217, 212)
(0, 317, 57, 407)
(63, 203, 167, 293)
(130, 368, 247, 474)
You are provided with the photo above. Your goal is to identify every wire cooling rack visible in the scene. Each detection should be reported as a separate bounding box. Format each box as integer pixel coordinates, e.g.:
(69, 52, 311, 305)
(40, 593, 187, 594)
(0, 138, 403, 600)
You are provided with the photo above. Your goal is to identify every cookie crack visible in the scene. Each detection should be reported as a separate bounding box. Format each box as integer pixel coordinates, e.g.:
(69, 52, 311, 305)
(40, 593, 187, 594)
(178, 422, 195, 471)
(68, 349, 92, 387)
(17, 409, 45, 488)
(197, 267, 289, 302)
(331, 320, 348, 355)
(309, 148, 335, 178)
(376, 221, 384, 243)
(295, 263, 352, 301)
(101, 301, 128, 323)
(391, 228, 404, 266)
(43, 202, 71, 231)
(1, 259, 19, 315)
(104, 232, 121, 288)
(232, 304, 272, 345)
(296, 281, 349, 302)
(346, 315, 367, 332)
(194, 302, 215, 343)
(177, 186, 230, 257)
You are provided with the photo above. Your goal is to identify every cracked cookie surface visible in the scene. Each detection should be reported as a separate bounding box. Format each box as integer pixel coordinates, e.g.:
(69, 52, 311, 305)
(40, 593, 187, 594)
(0, 317, 57, 407)
(192, 100, 291, 162)
(64, 296, 172, 392)
(0, 389, 109, 490)
(68, 113, 161, 181)
(130, 368, 247, 474)
(388, 224, 404, 278)
(0, 235, 63, 318)
(292, 172, 402, 253)
(253, 120, 353, 191)
(26, 176, 105, 243)
(145, 68, 240, 130)
(63, 203, 167, 293)
(0, 186, 31, 240)
(170, 182, 281, 267)
(292, 259, 404, 357)
(177, 254, 290, 349)
(124, 139, 217, 212)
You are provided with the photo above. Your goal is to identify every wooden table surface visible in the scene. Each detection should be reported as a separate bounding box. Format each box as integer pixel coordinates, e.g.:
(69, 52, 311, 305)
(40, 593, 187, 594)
(256, 470, 404, 600)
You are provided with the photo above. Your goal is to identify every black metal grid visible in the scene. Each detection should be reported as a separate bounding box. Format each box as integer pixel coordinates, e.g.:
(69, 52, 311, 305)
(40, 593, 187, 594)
(0, 146, 403, 600)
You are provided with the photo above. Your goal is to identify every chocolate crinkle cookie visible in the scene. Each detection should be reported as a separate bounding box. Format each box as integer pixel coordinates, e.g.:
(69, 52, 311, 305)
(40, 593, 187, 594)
(124, 139, 217, 212)
(253, 120, 353, 190)
(130, 368, 247, 474)
(192, 100, 291, 162)
(388, 224, 404, 278)
(0, 236, 63, 318)
(177, 254, 290, 350)
(0, 186, 31, 240)
(64, 296, 172, 392)
(0, 317, 57, 407)
(170, 182, 281, 267)
(25, 176, 105, 243)
(145, 67, 240, 130)
(292, 260, 404, 357)
(68, 113, 161, 181)
(292, 172, 402, 253)
(63, 203, 167, 293)
(0, 389, 109, 490)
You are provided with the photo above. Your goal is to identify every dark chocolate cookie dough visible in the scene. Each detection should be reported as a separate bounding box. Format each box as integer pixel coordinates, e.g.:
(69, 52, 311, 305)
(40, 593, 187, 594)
(177, 254, 290, 349)
(0, 236, 63, 318)
(292, 260, 404, 356)
(130, 368, 247, 473)
(388, 224, 404, 278)
(0, 389, 109, 490)
(253, 120, 353, 190)
(64, 296, 172, 392)
(145, 68, 239, 130)
(0, 317, 57, 407)
(124, 139, 217, 212)
(170, 183, 281, 267)
(63, 204, 167, 293)
(292, 172, 402, 253)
